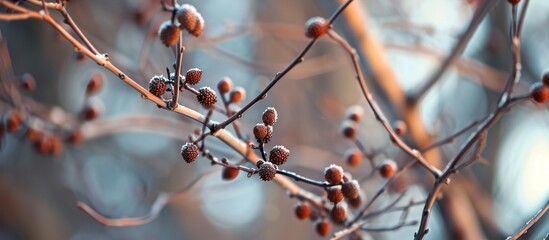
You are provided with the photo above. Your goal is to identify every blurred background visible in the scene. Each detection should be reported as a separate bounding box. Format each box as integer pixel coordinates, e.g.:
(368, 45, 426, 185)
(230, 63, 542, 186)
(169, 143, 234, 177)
(0, 0, 548, 239)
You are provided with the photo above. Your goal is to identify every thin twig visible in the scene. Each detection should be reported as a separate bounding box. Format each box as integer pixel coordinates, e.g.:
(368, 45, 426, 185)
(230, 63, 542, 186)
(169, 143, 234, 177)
(506, 199, 549, 240)
(170, 32, 184, 109)
(326, 29, 441, 178)
(215, 0, 354, 130)
(409, 0, 502, 104)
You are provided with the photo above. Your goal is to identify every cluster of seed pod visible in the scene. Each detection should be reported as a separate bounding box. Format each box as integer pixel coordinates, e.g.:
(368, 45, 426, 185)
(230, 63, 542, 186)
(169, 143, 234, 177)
(0, 72, 100, 155)
(0, 110, 85, 156)
(252, 107, 291, 182)
(148, 67, 221, 109)
(291, 164, 366, 237)
(340, 105, 400, 179)
(158, 4, 204, 47)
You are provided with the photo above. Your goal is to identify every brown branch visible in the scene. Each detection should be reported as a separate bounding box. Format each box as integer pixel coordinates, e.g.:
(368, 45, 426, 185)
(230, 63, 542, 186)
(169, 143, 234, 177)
(506, 199, 549, 240)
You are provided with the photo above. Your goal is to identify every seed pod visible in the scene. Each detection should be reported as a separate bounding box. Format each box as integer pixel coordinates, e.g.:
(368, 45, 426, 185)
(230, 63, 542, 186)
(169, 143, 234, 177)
(229, 87, 246, 104)
(269, 145, 289, 165)
(393, 120, 407, 137)
(222, 167, 239, 181)
(217, 77, 233, 94)
(181, 142, 199, 163)
(347, 192, 364, 209)
(6, 111, 23, 133)
(197, 87, 217, 109)
(340, 120, 357, 139)
(342, 180, 360, 200)
(344, 148, 362, 167)
(176, 4, 198, 31)
(330, 204, 346, 224)
(253, 123, 272, 143)
(346, 105, 363, 123)
(530, 82, 549, 104)
(305, 17, 328, 39)
(66, 129, 83, 145)
(262, 107, 278, 126)
(25, 127, 42, 143)
(185, 68, 202, 85)
(34, 136, 53, 155)
(379, 159, 398, 178)
(20, 73, 36, 91)
(86, 72, 104, 96)
(258, 161, 276, 181)
(314, 218, 332, 237)
(158, 21, 180, 47)
(326, 185, 344, 203)
(188, 13, 205, 37)
(81, 101, 103, 121)
(294, 201, 311, 220)
(148, 75, 168, 98)
(324, 164, 344, 184)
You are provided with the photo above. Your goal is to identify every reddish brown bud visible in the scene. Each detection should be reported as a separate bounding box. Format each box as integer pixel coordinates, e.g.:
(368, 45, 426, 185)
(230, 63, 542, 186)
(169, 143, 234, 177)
(348, 192, 364, 209)
(20, 73, 36, 91)
(176, 4, 198, 31)
(229, 87, 246, 104)
(340, 120, 357, 139)
(185, 68, 202, 85)
(262, 107, 278, 126)
(324, 164, 344, 184)
(330, 204, 346, 224)
(25, 127, 42, 143)
(346, 105, 363, 123)
(305, 17, 328, 39)
(258, 161, 276, 181)
(294, 201, 311, 220)
(82, 101, 103, 121)
(197, 87, 217, 108)
(6, 111, 23, 133)
(379, 159, 398, 178)
(530, 82, 549, 104)
(393, 120, 407, 137)
(34, 136, 53, 155)
(181, 142, 199, 163)
(344, 148, 362, 167)
(314, 218, 332, 237)
(269, 145, 289, 165)
(222, 167, 239, 181)
(253, 123, 273, 143)
(342, 180, 360, 200)
(86, 72, 104, 96)
(188, 13, 205, 37)
(326, 185, 344, 203)
(158, 21, 180, 47)
(148, 75, 168, 98)
(66, 129, 83, 145)
(217, 77, 233, 94)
